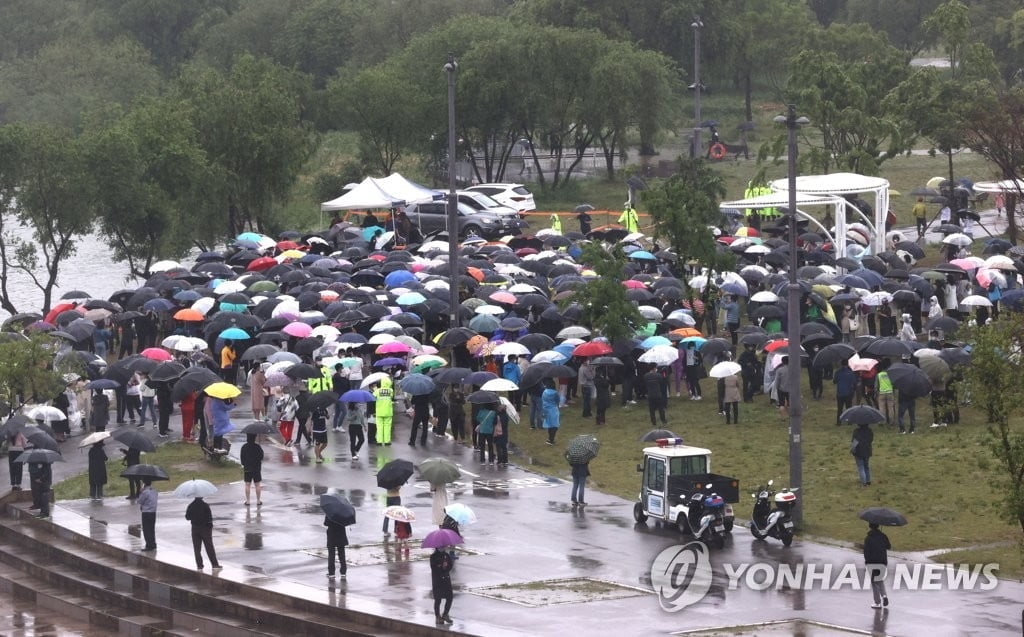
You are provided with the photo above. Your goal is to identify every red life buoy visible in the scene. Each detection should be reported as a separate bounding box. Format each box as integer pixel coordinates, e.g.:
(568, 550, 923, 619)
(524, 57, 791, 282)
(709, 143, 727, 160)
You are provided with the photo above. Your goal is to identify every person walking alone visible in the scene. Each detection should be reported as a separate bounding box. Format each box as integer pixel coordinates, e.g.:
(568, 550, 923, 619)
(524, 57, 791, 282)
(722, 371, 741, 424)
(430, 547, 455, 624)
(568, 457, 590, 507)
(240, 434, 263, 506)
(864, 523, 891, 609)
(325, 514, 349, 579)
(851, 423, 873, 486)
(185, 496, 221, 570)
(346, 402, 366, 460)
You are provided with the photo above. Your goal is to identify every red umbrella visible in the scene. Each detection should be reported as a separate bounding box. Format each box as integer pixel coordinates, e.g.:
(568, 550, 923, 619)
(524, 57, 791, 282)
(44, 302, 79, 325)
(764, 339, 789, 353)
(276, 240, 300, 251)
(573, 341, 613, 357)
(140, 347, 173, 361)
(247, 256, 277, 272)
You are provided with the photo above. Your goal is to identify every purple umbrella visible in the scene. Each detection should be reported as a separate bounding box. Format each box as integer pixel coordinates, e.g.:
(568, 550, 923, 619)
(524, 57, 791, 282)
(421, 528, 464, 549)
(373, 357, 407, 368)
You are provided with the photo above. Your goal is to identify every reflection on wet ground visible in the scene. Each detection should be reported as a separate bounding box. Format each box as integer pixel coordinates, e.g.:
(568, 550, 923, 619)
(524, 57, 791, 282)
(0, 603, 114, 636)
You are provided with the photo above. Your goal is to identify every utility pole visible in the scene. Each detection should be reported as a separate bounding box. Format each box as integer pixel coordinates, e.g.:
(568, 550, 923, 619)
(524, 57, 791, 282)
(691, 18, 703, 159)
(445, 54, 460, 329)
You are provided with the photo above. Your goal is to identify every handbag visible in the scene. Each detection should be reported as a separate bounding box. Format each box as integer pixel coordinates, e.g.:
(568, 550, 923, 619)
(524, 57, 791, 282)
(848, 316, 859, 331)
(850, 439, 859, 454)
(494, 422, 504, 437)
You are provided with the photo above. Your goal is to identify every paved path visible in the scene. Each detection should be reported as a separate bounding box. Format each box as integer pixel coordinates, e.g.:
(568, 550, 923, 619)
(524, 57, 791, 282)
(6, 398, 1022, 637)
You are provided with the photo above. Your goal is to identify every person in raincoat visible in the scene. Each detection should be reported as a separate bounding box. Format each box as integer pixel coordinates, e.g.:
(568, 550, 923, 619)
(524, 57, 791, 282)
(88, 440, 108, 501)
(618, 202, 639, 233)
(541, 379, 561, 445)
(549, 213, 562, 233)
(209, 397, 235, 454)
(373, 376, 395, 445)
(898, 313, 916, 342)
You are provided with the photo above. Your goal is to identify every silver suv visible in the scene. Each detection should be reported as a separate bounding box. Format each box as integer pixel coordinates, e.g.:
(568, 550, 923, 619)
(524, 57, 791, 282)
(403, 200, 521, 239)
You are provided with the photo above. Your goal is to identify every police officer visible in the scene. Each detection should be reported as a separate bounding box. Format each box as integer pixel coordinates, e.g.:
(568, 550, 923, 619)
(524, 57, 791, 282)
(618, 202, 639, 233)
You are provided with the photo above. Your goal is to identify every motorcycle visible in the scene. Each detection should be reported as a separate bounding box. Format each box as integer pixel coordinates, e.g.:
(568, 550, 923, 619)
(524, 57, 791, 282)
(682, 489, 727, 549)
(749, 480, 797, 547)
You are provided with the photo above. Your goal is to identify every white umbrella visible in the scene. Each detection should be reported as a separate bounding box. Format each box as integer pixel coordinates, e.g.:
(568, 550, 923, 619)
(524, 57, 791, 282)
(492, 342, 531, 357)
(861, 291, 893, 307)
(171, 336, 208, 352)
(744, 245, 772, 255)
(750, 291, 779, 303)
(688, 275, 710, 291)
(370, 320, 403, 333)
(173, 479, 218, 498)
(360, 372, 391, 389)
(191, 296, 216, 316)
(984, 255, 1017, 271)
(708, 361, 741, 378)
(498, 397, 520, 424)
(666, 309, 696, 327)
(942, 233, 973, 246)
(213, 280, 247, 295)
(367, 333, 397, 345)
(556, 326, 591, 339)
(480, 378, 519, 392)
(638, 345, 679, 366)
(149, 260, 182, 273)
(26, 406, 66, 422)
(913, 348, 941, 358)
(531, 350, 568, 364)
(960, 295, 993, 307)
(78, 431, 111, 448)
(474, 305, 506, 316)
(637, 306, 664, 321)
(311, 325, 341, 342)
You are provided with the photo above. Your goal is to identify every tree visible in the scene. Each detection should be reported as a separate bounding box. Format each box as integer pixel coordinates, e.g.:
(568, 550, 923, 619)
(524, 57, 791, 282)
(0, 334, 67, 408)
(843, 0, 942, 53)
(964, 315, 1024, 535)
(566, 243, 643, 343)
(0, 124, 95, 315)
(176, 55, 316, 237)
(643, 158, 735, 302)
(923, 0, 971, 80)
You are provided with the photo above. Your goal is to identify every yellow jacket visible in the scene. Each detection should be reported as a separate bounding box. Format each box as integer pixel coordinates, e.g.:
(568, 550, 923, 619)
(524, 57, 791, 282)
(618, 206, 639, 232)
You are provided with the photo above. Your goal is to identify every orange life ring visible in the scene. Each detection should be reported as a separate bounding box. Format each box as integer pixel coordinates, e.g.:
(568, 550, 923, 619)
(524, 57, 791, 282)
(709, 143, 727, 160)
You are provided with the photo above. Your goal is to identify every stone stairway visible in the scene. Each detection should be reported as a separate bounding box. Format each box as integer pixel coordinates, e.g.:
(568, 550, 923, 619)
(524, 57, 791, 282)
(0, 496, 470, 637)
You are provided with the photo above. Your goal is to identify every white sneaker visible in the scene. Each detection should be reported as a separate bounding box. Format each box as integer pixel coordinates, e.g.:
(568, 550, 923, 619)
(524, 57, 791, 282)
(870, 602, 882, 609)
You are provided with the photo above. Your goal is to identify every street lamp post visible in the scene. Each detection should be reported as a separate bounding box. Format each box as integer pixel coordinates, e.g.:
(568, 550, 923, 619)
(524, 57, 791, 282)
(691, 18, 703, 159)
(773, 104, 809, 523)
(445, 54, 459, 329)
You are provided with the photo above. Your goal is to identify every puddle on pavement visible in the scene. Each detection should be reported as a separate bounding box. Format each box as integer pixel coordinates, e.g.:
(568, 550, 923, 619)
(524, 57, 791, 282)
(468, 577, 651, 607)
(302, 542, 483, 566)
(0, 603, 114, 637)
(675, 620, 873, 636)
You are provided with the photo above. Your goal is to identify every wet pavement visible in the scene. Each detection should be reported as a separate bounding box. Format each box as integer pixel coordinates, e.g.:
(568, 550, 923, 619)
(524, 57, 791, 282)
(7, 402, 1022, 637)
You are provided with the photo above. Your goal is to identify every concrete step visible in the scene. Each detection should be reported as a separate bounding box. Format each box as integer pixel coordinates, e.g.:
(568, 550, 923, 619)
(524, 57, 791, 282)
(0, 507, 443, 637)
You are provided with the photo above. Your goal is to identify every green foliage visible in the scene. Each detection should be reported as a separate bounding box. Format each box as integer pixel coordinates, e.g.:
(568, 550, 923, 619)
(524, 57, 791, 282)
(642, 158, 732, 280)
(0, 334, 66, 408)
(565, 243, 643, 343)
(924, 0, 972, 79)
(843, 0, 942, 53)
(964, 315, 1024, 533)
(312, 164, 363, 205)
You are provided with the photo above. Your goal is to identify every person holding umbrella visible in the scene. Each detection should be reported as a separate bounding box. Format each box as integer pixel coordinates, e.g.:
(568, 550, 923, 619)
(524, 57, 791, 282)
(210, 397, 235, 454)
(864, 522, 891, 608)
(594, 367, 611, 425)
(276, 390, 298, 446)
(240, 434, 264, 506)
(90, 390, 110, 432)
(185, 494, 221, 570)
(138, 478, 158, 551)
(373, 376, 395, 446)
(346, 401, 366, 460)
(88, 439, 108, 501)
(851, 423, 874, 486)
(220, 340, 237, 384)
(569, 457, 590, 507)
(311, 404, 329, 463)
(475, 402, 498, 464)
(28, 457, 53, 519)
(325, 513, 349, 579)
(430, 546, 455, 624)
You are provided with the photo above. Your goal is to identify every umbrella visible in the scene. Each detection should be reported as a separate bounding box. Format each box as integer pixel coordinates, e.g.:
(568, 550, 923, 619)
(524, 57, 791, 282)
(418, 457, 462, 485)
(918, 356, 951, 383)
(465, 371, 498, 386)
(638, 346, 678, 366)
(376, 459, 415, 489)
(480, 378, 519, 392)
(204, 382, 241, 399)
(12, 449, 64, 464)
(639, 429, 678, 442)
(885, 363, 932, 398)
(241, 344, 281, 361)
(862, 338, 913, 358)
(443, 502, 478, 526)
(813, 343, 857, 369)
(360, 372, 391, 389)
(26, 406, 65, 422)
(556, 326, 591, 340)
(422, 528, 464, 549)
(467, 390, 499, 404)
(859, 507, 907, 526)
(565, 434, 600, 464)
(339, 389, 376, 403)
(25, 431, 59, 451)
(307, 390, 340, 410)
(708, 361, 741, 378)
(942, 233, 973, 246)
(591, 356, 623, 366)
(321, 493, 356, 526)
(173, 479, 218, 498)
(399, 373, 436, 396)
(847, 355, 878, 373)
(383, 505, 416, 522)
(240, 421, 277, 435)
(149, 361, 186, 383)
(111, 427, 157, 452)
(839, 406, 885, 425)
(78, 431, 111, 447)
(219, 327, 250, 340)
(120, 464, 169, 480)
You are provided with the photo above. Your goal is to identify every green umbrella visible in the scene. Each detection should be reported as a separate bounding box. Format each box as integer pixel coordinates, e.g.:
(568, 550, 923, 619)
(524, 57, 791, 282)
(565, 434, 600, 464)
(418, 457, 461, 485)
(247, 280, 279, 293)
(917, 356, 951, 383)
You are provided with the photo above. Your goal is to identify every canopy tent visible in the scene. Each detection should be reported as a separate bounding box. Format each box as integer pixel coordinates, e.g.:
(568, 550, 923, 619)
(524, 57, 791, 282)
(769, 173, 891, 255)
(321, 173, 443, 211)
(974, 179, 1024, 194)
(720, 192, 848, 257)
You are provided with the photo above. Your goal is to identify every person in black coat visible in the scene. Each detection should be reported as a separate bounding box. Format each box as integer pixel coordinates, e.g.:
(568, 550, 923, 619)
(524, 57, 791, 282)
(430, 547, 455, 624)
(642, 365, 667, 427)
(90, 390, 110, 431)
(324, 516, 349, 578)
(570, 461, 590, 506)
(185, 496, 220, 569)
(240, 434, 264, 506)
(28, 460, 52, 518)
(863, 523, 891, 608)
(122, 447, 141, 499)
(594, 369, 610, 425)
(851, 423, 874, 486)
(155, 383, 172, 437)
(88, 441, 107, 501)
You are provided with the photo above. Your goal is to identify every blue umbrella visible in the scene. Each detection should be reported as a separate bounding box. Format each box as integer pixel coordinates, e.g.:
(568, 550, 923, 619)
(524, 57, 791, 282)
(399, 373, 435, 396)
(219, 327, 250, 340)
(361, 225, 385, 241)
(850, 269, 885, 288)
(396, 292, 427, 306)
(837, 274, 870, 289)
(174, 290, 202, 303)
(143, 298, 175, 312)
(680, 336, 708, 349)
(85, 378, 121, 390)
(339, 389, 375, 403)
(720, 283, 747, 296)
(218, 302, 247, 313)
(237, 232, 264, 243)
(640, 335, 671, 349)
(553, 342, 576, 359)
(374, 357, 407, 368)
(465, 371, 497, 386)
(385, 270, 417, 288)
(469, 314, 500, 332)
(630, 250, 656, 261)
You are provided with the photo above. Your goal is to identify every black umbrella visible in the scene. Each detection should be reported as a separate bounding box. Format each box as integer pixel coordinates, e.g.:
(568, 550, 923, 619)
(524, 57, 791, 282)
(937, 347, 970, 367)
(574, 204, 595, 213)
(519, 363, 553, 389)
(467, 390, 499, 404)
(241, 344, 281, 361)
(128, 357, 159, 374)
(111, 427, 157, 452)
(320, 493, 356, 526)
(307, 390, 339, 410)
(859, 507, 907, 526)
(885, 363, 932, 398)
(437, 327, 478, 348)
(0, 414, 28, 438)
(241, 421, 278, 435)
(25, 430, 59, 451)
(925, 316, 960, 335)
(740, 332, 769, 347)
(433, 367, 472, 385)
(812, 343, 857, 368)
(545, 365, 576, 379)
(13, 448, 64, 464)
(376, 459, 415, 489)
(565, 434, 600, 464)
(591, 356, 623, 366)
(518, 333, 555, 353)
(639, 429, 678, 442)
(284, 363, 321, 381)
(839, 405, 885, 425)
(120, 464, 168, 480)
(861, 337, 914, 358)
(149, 361, 186, 383)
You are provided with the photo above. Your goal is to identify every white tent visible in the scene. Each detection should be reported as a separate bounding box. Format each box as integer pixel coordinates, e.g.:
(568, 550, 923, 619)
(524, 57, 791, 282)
(320, 173, 442, 211)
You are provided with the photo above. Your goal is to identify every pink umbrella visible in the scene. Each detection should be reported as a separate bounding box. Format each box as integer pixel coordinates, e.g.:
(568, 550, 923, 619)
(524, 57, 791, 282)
(489, 291, 517, 305)
(848, 355, 878, 373)
(622, 280, 647, 289)
(140, 347, 172, 361)
(282, 322, 313, 338)
(976, 268, 1006, 289)
(376, 341, 412, 355)
(949, 258, 980, 271)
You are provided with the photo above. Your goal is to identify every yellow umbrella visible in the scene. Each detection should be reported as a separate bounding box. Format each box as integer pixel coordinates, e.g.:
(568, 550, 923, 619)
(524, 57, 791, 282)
(279, 249, 305, 260)
(926, 176, 946, 189)
(812, 284, 835, 299)
(204, 382, 241, 399)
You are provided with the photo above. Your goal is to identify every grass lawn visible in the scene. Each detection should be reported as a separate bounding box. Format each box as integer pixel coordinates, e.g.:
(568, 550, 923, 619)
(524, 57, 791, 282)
(507, 374, 1024, 569)
(54, 442, 241, 501)
(933, 544, 1024, 580)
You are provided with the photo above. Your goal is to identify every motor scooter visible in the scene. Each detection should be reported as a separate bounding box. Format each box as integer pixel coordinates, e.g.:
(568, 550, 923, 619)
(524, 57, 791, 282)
(749, 479, 797, 547)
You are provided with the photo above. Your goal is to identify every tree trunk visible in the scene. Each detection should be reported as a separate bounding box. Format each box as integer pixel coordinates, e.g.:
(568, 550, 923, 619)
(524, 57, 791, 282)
(744, 71, 753, 124)
(1007, 193, 1018, 245)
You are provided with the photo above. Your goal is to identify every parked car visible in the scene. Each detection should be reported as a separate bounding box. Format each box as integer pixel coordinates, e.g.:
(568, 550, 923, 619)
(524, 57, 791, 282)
(403, 200, 520, 239)
(458, 190, 529, 230)
(466, 183, 536, 212)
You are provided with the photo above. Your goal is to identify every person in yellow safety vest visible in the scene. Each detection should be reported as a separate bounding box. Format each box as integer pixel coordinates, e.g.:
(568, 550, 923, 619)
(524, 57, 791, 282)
(757, 184, 778, 218)
(743, 181, 757, 219)
(307, 363, 333, 394)
(618, 203, 639, 233)
(373, 376, 395, 445)
(550, 213, 562, 234)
